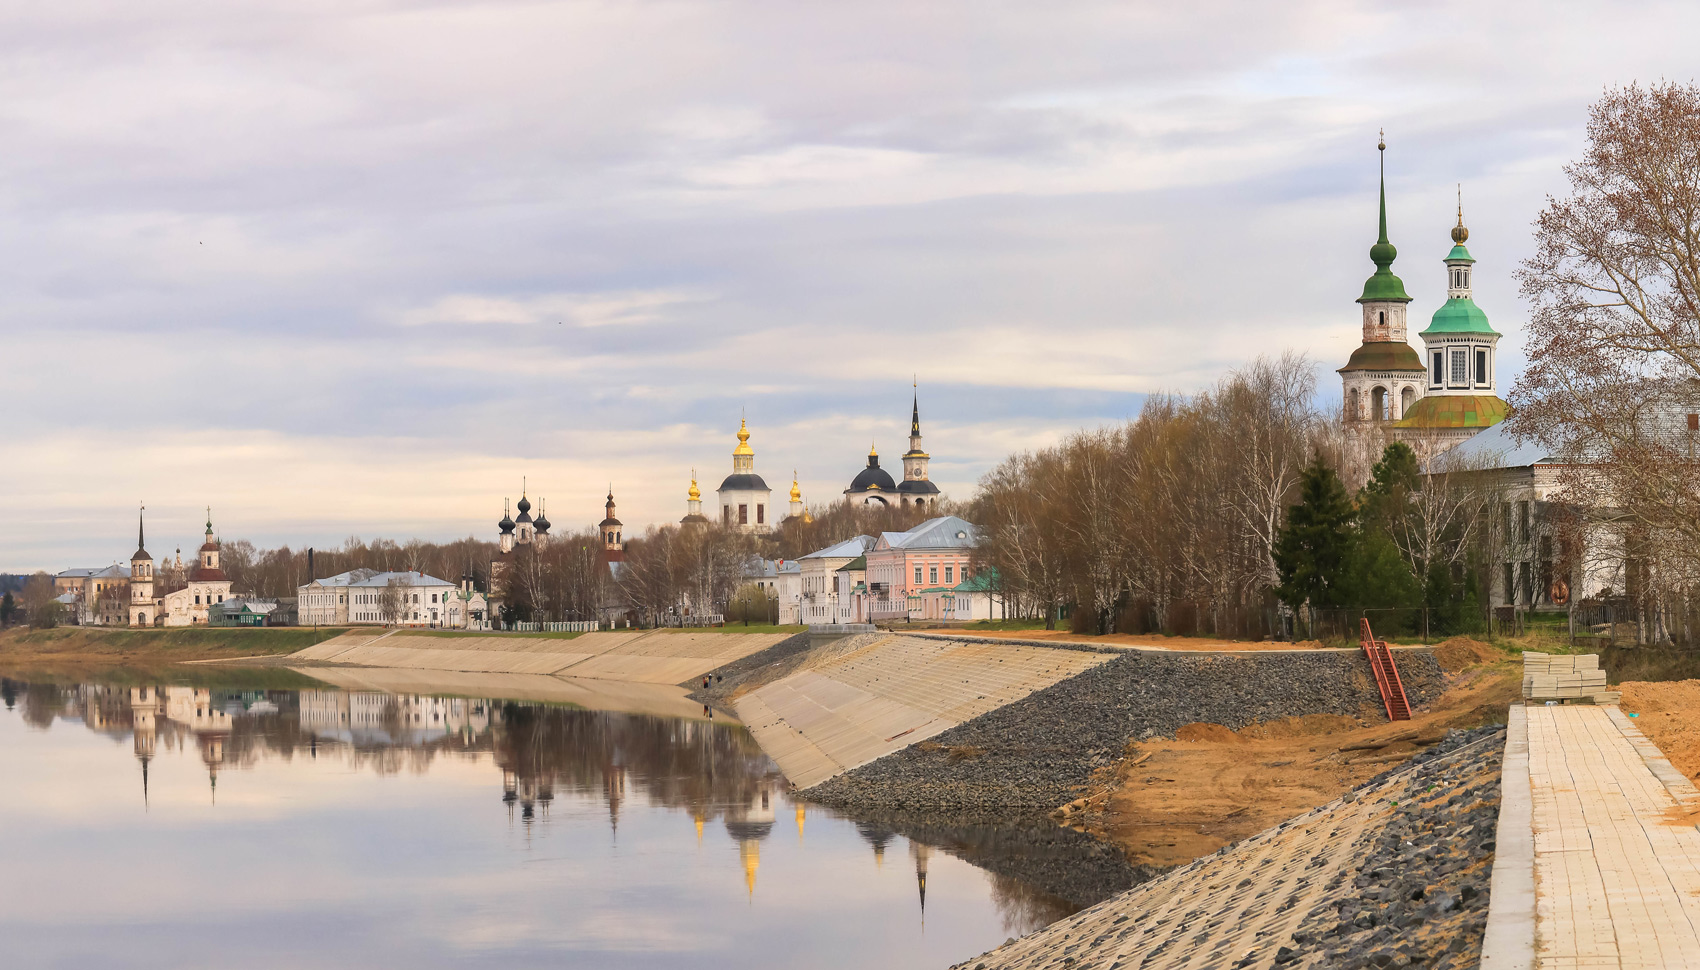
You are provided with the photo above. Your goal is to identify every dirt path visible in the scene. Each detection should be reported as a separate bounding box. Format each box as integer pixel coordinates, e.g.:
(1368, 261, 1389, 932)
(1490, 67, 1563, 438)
(930, 628, 1305, 650)
(1078, 649, 1520, 868)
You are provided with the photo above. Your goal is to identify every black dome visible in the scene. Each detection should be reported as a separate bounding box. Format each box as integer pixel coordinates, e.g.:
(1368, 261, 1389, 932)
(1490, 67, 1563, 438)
(896, 478, 941, 495)
(847, 455, 897, 493)
(718, 473, 770, 491)
(516, 495, 531, 514)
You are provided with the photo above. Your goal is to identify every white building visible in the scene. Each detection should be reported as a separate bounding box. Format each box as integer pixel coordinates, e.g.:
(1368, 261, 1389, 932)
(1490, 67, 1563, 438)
(798, 535, 877, 624)
(717, 419, 774, 534)
(297, 568, 378, 625)
(333, 570, 462, 628)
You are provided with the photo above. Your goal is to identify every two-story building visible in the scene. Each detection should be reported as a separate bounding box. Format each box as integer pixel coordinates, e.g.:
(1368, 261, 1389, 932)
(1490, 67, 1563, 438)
(865, 516, 980, 622)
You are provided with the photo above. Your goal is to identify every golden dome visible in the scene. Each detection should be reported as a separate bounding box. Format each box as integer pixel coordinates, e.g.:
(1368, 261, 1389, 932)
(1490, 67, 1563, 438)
(790, 472, 801, 502)
(688, 470, 701, 502)
(733, 418, 754, 457)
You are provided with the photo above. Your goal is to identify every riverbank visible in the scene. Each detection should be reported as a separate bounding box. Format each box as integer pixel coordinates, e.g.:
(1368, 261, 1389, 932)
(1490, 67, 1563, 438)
(0, 625, 346, 667)
(957, 725, 1506, 970)
(802, 649, 1451, 816)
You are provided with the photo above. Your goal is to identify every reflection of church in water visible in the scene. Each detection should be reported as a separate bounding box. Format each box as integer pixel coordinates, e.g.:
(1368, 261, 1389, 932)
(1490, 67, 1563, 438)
(15, 682, 936, 910)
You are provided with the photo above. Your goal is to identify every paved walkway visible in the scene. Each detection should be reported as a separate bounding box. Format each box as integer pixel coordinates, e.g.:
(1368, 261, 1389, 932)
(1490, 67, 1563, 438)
(1523, 704, 1700, 968)
(735, 635, 1111, 788)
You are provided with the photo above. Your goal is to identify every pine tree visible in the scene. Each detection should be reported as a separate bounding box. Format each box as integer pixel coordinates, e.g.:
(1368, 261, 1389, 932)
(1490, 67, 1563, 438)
(1274, 455, 1357, 632)
(0, 591, 13, 627)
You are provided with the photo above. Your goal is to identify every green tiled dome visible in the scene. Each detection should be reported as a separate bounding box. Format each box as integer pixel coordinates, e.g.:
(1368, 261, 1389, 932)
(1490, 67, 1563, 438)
(1392, 395, 1508, 429)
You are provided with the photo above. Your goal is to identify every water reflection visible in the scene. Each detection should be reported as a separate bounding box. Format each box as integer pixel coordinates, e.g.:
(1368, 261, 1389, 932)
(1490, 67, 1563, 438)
(0, 675, 1082, 958)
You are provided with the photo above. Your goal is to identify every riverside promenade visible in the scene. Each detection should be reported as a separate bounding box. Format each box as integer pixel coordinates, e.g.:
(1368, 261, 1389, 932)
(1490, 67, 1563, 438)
(1485, 704, 1700, 969)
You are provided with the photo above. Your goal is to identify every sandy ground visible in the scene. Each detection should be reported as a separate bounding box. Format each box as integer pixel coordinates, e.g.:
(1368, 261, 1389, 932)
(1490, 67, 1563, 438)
(1619, 679, 1700, 783)
(1069, 637, 1517, 868)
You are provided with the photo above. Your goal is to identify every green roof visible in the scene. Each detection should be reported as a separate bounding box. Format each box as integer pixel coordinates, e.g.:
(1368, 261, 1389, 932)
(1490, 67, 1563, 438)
(1445, 243, 1475, 263)
(1338, 341, 1425, 373)
(953, 568, 1001, 593)
(1392, 394, 1508, 429)
(1422, 297, 1500, 336)
(835, 556, 866, 571)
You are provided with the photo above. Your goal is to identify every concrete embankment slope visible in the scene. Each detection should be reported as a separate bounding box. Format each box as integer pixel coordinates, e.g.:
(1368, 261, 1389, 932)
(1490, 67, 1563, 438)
(807, 649, 1447, 814)
(286, 629, 791, 684)
(956, 727, 1505, 970)
(292, 665, 722, 721)
(733, 635, 1114, 789)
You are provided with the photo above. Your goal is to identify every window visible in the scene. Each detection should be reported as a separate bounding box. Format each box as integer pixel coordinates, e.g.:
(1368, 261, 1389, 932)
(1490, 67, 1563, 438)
(1378, 310, 1385, 329)
(1519, 500, 1531, 543)
(431, 593, 438, 604)
(929, 566, 938, 584)
(195, 595, 201, 605)
(1432, 352, 1443, 386)
(1475, 349, 1488, 386)
(944, 565, 954, 584)
(738, 504, 748, 525)
(914, 566, 923, 584)
(1503, 563, 1516, 605)
(757, 504, 765, 524)
(722, 505, 730, 524)
(1450, 348, 1468, 386)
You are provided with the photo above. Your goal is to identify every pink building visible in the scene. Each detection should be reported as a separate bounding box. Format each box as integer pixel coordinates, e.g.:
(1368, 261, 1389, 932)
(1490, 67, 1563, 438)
(865, 516, 980, 622)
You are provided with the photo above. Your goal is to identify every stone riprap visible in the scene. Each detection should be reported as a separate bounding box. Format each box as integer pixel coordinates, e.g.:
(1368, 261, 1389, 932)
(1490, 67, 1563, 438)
(805, 649, 1445, 814)
(953, 726, 1504, 970)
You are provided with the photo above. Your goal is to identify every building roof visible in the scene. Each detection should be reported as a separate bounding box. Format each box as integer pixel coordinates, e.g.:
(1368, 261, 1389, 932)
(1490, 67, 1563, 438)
(884, 516, 980, 550)
(58, 565, 131, 579)
(1338, 341, 1426, 373)
(1422, 297, 1500, 336)
(802, 535, 877, 560)
(191, 564, 229, 583)
(953, 568, 1001, 593)
(836, 555, 867, 572)
(744, 558, 801, 579)
(1441, 420, 1556, 469)
(1392, 394, 1508, 430)
(346, 570, 455, 588)
(304, 568, 379, 588)
(718, 473, 770, 492)
(896, 478, 941, 495)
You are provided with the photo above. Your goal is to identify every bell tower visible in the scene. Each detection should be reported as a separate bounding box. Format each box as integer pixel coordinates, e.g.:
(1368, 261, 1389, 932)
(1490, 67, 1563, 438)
(130, 504, 155, 627)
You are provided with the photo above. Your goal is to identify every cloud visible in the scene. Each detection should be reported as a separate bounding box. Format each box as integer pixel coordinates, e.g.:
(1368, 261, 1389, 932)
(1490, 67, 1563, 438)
(396, 289, 711, 329)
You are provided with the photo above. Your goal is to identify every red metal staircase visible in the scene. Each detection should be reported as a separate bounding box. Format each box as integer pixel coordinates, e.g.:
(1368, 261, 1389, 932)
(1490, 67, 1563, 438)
(1359, 619, 1411, 721)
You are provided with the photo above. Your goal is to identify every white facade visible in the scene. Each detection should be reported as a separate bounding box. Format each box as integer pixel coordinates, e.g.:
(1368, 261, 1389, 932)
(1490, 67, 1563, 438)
(798, 535, 876, 625)
(717, 419, 774, 534)
(744, 559, 802, 625)
(297, 568, 378, 625)
(335, 570, 462, 627)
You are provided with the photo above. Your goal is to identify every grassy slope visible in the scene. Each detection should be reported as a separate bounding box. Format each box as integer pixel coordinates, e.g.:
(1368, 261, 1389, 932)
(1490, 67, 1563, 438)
(0, 625, 347, 669)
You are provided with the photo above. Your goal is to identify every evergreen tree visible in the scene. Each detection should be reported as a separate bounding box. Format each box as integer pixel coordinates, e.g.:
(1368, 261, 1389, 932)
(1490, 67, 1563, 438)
(1359, 442, 1420, 532)
(1274, 455, 1357, 630)
(0, 591, 12, 627)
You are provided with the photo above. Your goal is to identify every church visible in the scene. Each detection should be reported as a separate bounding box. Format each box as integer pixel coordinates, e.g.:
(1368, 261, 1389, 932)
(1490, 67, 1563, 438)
(1338, 137, 1507, 456)
(843, 392, 942, 509)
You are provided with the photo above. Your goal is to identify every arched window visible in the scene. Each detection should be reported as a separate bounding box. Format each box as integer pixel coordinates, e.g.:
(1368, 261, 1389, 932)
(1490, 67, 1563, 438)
(1345, 387, 1360, 420)
(1371, 386, 1389, 422)
(1378, 310, 1386, 329)
(1400, 386, 1416, 416)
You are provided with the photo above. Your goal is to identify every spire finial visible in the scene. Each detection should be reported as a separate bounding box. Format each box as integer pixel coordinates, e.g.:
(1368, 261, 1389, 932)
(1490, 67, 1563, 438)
(1376, 130, 1388, 246)
(138, 503, 146, 552)
(1452, 184, 1470, 244)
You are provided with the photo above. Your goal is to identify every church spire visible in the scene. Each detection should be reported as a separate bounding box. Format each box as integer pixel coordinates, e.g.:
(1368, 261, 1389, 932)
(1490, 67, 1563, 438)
(1359, 132, 1411, 305)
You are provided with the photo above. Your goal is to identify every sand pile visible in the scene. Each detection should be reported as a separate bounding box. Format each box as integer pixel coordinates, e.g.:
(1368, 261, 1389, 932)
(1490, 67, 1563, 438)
(1432, 636, 1500, 671)
(1619, 679, 1700, 781)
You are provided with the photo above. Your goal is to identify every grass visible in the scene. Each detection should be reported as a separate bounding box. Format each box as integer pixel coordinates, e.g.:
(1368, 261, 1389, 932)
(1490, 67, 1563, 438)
(668, 624, 805, 635)
(411, 629, 589, 640)
(0, 625, 346, 652)
(961, 618, 1050, 632)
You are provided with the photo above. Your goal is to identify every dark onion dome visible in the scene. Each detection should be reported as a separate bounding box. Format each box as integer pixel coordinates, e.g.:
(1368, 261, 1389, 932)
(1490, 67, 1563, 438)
(896, 477, 941, 495)
(725, 819, 775, 841)
(599, 515, 622, 528)
(516, 494, 531, 515)
(498, 504, 515, 535)
(533, 511, 551, 534)
(718, 472, 770, 491)
(847, 453, 897, 493)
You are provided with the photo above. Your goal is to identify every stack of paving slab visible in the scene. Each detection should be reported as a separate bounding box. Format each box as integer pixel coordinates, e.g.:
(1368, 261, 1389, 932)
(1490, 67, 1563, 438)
(1522, 651, 1619, 704)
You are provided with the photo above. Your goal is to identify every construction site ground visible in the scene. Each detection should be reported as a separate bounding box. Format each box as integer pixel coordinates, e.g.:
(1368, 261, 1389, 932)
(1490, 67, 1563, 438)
(1078, 637, 1519, 868)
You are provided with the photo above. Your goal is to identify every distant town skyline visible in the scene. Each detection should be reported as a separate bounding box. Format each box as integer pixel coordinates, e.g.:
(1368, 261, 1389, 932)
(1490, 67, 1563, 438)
(6, 1, 1699, 571)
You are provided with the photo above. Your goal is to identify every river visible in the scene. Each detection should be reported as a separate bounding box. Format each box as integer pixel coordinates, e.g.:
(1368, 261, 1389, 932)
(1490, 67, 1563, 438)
(0, 673, 1075, 968)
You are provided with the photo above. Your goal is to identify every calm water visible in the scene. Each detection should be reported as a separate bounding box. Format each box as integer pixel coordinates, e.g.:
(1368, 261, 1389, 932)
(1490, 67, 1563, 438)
(0, 675, 1070, 969)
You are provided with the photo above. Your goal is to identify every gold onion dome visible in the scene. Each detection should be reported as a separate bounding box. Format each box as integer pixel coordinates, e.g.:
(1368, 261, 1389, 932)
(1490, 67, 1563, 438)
(733, 419, 754, 456)
(790, 473, 801, 502)
(687, 471, 701, 501)
(1451, 187, 1469, 244)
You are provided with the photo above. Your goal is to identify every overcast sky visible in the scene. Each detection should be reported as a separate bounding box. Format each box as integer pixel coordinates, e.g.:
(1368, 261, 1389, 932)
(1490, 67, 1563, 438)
(4, 0, 1696, 571)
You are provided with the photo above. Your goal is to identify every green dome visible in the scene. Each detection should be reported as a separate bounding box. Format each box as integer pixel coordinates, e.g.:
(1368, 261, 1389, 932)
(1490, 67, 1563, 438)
(1357, 154, 1411, 304)
(1337, 341, 1425, 373)
(1392, 394, 1507, 430)
(1445, 243, 1475, 263)
(1422, 297, 1500, 336)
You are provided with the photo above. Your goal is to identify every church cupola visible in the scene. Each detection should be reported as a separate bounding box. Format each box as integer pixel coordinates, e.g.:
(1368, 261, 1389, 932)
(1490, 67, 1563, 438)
(716, 418, 773, 533)
(533, 498, 551, 538)
(600, 487, 623, 551)
(788, 472, 803, 520)
(896, 388, 943, 508)
(1415, 193, 1504, 398)
(130, 504, 156, 628)
(498, 499, 516, 553)
(514, 482, 534, 545)
(681, 470, 709, 526)
(1337, 134, 1427, 424)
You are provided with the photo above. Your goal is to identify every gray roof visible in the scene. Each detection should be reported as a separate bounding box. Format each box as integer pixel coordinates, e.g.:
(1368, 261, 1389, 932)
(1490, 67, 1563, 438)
(886, 516, 980, 550)
(304, 568, 379, 588)
(1442, 422, 1555, 470)
(346, 570, 455, 588)
(57, 565, 130, 579)
(744, 558, 801, 578)
(801, 535, 877, 560)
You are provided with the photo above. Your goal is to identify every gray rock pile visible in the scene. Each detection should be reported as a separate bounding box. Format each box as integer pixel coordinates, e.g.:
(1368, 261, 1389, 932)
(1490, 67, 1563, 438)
(806, 649, 1446, 813)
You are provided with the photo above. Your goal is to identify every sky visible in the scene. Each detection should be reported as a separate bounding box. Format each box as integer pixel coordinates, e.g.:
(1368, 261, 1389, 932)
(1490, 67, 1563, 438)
(5, 0, 1698, 572)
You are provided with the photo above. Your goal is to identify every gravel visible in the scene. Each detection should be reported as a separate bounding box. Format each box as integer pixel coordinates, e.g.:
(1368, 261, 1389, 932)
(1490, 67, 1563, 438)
(804, 649, 1447, 813)
(1275, 725, 1504, 969)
